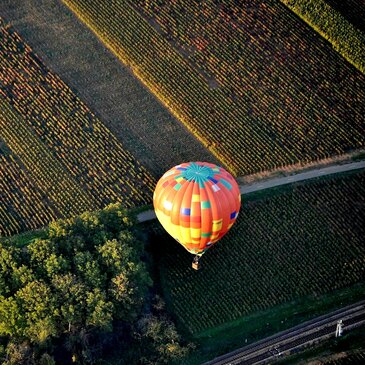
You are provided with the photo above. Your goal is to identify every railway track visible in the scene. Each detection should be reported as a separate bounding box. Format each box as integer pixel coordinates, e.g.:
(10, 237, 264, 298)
(203, 300, 365, 365)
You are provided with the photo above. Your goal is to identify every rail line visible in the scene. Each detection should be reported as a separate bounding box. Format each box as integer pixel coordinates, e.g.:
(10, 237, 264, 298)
(203, 300, 365, 365)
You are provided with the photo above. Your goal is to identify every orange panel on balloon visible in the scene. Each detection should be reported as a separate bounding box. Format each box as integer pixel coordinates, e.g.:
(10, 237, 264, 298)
(153, 162, 241, 256)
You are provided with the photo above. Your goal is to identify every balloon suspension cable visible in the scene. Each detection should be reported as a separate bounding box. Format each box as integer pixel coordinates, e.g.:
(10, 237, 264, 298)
(192, 255, 201, 270)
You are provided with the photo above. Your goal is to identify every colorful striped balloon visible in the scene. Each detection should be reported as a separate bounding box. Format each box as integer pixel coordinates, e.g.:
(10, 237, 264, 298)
(153, 162, 241, 256)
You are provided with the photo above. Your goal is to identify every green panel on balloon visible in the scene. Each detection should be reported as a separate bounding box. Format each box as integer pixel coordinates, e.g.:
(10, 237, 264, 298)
(153, 162, 241, 257)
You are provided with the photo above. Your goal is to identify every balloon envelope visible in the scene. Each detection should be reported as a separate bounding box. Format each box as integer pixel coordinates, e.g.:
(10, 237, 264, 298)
(153, 162, 241, 256)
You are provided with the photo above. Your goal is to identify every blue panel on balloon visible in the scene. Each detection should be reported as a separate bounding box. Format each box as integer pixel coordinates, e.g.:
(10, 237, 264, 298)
(208, 177, 218, 184)
(181, 208, 191, 216)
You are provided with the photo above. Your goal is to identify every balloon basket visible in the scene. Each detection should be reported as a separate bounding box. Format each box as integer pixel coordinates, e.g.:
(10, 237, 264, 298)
(192, 255, 201, 270)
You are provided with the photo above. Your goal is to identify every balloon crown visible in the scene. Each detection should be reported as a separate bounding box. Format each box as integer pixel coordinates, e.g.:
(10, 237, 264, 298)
(178, 162, 216, 186)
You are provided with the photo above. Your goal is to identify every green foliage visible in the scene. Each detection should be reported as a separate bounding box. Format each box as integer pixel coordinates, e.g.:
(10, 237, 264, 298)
(0, 297, 23, 338)
(130, 296, 194, 365)
(14, 281, 57, 343)
(0, 203, 191, 364)
(137, 315, 192, 364)
(85, 289, 114, 330)
(0, 203, 154, 363)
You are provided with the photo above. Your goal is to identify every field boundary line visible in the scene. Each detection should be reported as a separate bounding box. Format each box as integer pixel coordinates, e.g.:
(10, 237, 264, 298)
(240, 160, 365, 194)
(279, 0, 365, 74)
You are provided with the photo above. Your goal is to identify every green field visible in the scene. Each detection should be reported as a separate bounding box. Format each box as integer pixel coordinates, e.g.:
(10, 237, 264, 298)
(63, 0, 365, 175)
(147, 170, 365, 333)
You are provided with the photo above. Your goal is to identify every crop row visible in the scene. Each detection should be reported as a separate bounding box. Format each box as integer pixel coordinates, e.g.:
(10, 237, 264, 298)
(0, 99, 96, 221)
(0, 19, 155, 216)
(63, 0, 365, 176)
(133, 0, 365, 161)
(62, 0, 296, 175)
(0, 148, 59, 236)
(279, 0, 365, 73)
(156, 171, 365, 334)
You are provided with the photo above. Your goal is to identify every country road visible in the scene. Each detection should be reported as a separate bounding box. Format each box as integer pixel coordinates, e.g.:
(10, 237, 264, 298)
(137, 160, 365, 222)
(202, 300, 365, 365)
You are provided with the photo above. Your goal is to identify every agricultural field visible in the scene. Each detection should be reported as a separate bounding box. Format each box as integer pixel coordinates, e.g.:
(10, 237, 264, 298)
(0, 0, 365, 363)
(0, 18, 155, 236)
(0, 0, 217, 178)
(0, 144, 59, 236)
(324, 0, 365, 32)
(280, 0, 365, 73)
(149, 170, 365, 336)
(63, 0, 365, 175)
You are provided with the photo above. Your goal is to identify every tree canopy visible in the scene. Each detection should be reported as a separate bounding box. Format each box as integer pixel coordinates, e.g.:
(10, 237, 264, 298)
(0, 204, 190, 364)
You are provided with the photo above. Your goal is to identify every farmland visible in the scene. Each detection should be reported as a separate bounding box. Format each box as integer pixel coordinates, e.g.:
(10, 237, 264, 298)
(0, 0, 365, 363)
(280, 0, 365, 73)
(0, 0, 218, 178)
(63, 0, 365, 175)
(0, 145, 59, 236)
(149, 170, 365, 335)
(324, 0, 365, 32)
(0, 18, 155, 236)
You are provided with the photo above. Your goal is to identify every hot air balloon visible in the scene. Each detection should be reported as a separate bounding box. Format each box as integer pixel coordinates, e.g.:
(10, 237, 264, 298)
(153, 162, 241, 270)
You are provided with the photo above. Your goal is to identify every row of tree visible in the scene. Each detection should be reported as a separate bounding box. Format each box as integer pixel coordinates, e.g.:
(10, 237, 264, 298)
(0, 204, 191, 364)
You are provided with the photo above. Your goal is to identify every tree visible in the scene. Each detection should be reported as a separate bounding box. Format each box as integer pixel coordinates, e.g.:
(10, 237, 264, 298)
(0, 203, 189, 364)
(85, 289, 113, 330)
(73, 251, 105, 289)
(0, 244, 21, 296)
(28, 239, 69, 279)
(51, 273, 87, 332)
(0, 296, 24, 338)
(137, 315, 192, 364)
(14, 281, 57, 343)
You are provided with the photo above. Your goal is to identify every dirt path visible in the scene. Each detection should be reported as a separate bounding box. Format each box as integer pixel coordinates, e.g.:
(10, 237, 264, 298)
(0, 0, 218, 178)
(137, 160, 365, 222)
